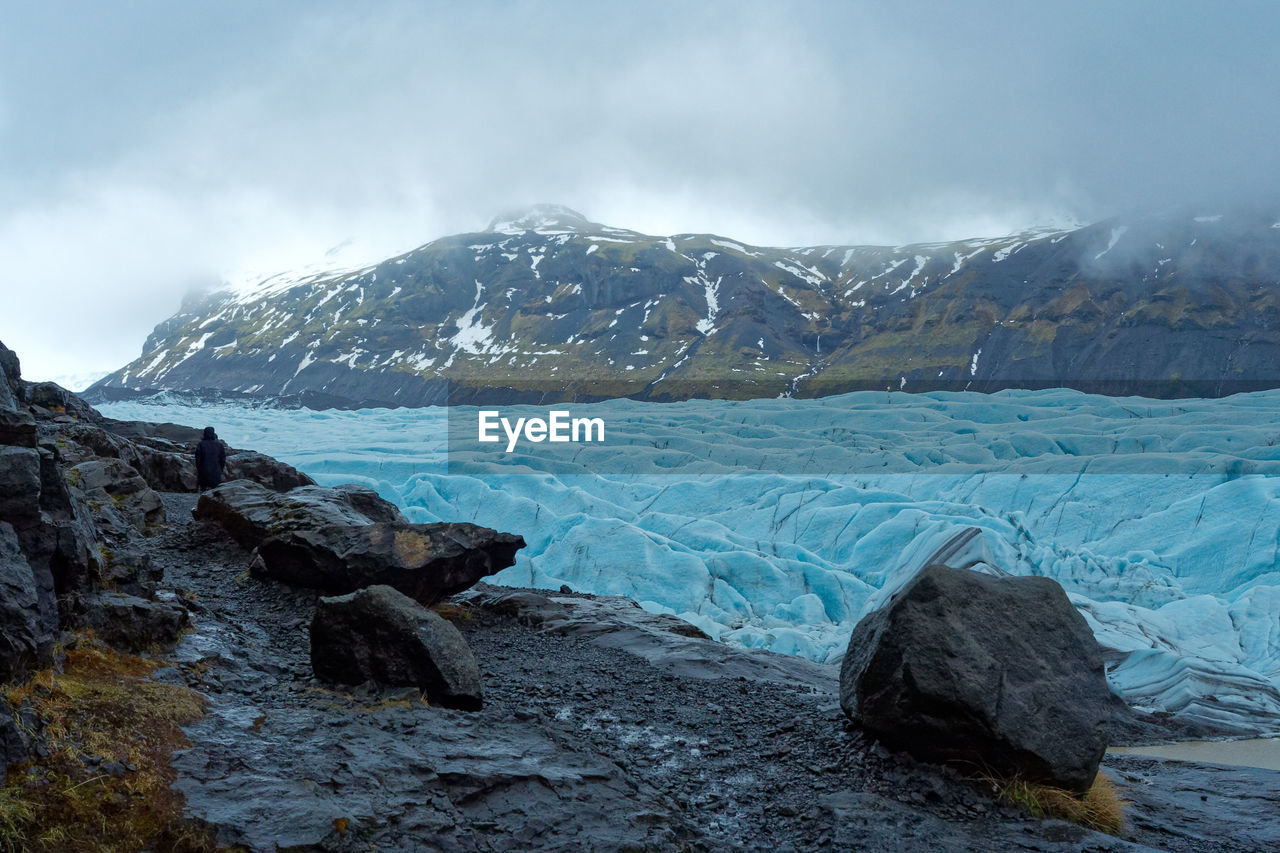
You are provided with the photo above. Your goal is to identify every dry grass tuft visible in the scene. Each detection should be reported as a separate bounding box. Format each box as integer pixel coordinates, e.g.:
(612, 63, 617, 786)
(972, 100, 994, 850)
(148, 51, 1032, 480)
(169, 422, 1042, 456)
(986, 771, 1126, 835)
(430, 602, 475, 623)
(0, 635, 216, 853)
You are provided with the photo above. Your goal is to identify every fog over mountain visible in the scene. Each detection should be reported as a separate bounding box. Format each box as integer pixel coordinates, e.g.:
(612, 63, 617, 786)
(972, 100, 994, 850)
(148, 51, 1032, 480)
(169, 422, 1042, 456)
(3, 1, 1279, 385)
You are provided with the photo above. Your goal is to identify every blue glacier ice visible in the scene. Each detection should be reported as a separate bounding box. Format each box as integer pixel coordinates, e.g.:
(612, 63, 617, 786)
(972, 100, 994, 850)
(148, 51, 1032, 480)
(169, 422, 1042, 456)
(100, 388, 1280, 734)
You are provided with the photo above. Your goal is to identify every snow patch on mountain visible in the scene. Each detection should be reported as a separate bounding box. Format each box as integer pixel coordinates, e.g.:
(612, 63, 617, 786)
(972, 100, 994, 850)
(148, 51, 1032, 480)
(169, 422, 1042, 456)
(1095, 226, 1130, 260)
(487, 204, 594, 235)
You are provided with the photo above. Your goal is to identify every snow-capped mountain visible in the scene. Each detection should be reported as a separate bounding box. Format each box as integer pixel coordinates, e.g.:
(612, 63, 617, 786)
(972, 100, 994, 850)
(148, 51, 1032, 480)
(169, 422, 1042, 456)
(90, 205, 1280, 407)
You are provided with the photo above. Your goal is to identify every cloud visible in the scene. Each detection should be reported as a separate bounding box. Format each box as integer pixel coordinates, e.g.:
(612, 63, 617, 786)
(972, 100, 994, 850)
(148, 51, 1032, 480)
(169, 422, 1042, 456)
(2, 0, 1279, 382)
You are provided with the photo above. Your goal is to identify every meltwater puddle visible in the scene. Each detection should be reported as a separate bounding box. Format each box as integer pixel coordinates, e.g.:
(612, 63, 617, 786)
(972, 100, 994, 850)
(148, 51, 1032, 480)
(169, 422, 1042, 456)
(1109, 738, 1280, 772)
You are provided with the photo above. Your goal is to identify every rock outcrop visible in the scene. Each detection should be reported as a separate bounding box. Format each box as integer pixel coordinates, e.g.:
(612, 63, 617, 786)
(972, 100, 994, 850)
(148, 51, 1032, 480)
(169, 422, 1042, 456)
(0, 339, 198, 697)
(78, 591, 189, 651)
(0, 523, 43, 684)
(59, 419, 314, 495)
(224, 450, 314, 492)
(310, 585, 483, 710)
(191, 480, 404, 550)
(840, 563, 1114, 793)
(66, 457, 165, 533)
(254, 522, 525, 604)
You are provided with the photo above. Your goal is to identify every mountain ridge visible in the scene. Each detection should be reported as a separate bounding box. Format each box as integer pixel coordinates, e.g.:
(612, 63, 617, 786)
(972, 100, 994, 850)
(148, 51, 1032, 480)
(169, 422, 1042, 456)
(89, 205, 1280, 407)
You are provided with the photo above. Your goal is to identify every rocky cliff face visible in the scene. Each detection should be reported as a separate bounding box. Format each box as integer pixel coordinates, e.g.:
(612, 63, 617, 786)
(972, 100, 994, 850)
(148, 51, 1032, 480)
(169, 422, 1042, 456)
(90, 204, 1280, 406)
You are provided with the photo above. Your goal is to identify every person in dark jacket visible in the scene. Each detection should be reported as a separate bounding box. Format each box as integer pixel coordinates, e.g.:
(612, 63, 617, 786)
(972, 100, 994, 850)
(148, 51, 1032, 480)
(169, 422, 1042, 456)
(195, 426, 227, 491)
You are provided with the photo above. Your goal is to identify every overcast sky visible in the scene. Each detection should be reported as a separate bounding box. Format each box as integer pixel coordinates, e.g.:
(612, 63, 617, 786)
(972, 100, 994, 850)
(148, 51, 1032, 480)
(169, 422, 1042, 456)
(3, 0, 1279, 386)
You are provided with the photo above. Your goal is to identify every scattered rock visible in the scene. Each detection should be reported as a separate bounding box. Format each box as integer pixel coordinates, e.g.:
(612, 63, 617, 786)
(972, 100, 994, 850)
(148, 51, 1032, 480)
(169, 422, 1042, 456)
(310, 585, 483, 710)
(192, 480, 405, 549)
(255, 522, 525, 604)
(840, 564, 1113, 793)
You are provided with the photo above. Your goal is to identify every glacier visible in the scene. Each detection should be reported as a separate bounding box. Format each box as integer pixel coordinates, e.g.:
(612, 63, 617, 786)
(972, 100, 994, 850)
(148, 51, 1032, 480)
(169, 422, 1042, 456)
(99, 388, 1280, 734)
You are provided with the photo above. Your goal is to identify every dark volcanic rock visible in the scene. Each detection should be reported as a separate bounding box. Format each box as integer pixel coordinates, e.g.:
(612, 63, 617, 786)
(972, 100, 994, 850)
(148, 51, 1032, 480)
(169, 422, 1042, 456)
(0, 523, 42, 684)
(76, 591, 189, 652)
(25, 381, 100, 421)
(224, 451, 315, 492)
(130, 442, 199, 492)
(0, 445, 42, 529)
(97, 544, 163, 597)
(65, 421, 315, 494)
(255, 522, 525, 604)
(66, 457, 165, 533)
(0, 444, 60, 643)
(311, 585, 482, 710)
(0, 342, 22, 410)
(34, 443, 106, 607)
(58, 422, 198, 492)
(192, 480, 405, 549)
(1, 340, 271, 677)
(840, 564, 1113, 793)
(0, 705, 30, 770)
(0, 409, 36, 448)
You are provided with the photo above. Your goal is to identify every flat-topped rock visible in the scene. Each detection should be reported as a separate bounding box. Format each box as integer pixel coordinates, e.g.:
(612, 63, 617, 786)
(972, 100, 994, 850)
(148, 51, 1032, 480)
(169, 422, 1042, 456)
(192, 480, 406, 549)
(255, 522, 525, 605)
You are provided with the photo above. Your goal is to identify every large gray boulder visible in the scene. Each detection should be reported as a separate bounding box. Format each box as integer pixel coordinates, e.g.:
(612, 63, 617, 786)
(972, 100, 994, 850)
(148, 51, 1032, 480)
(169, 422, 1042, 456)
(255, 522, 525, 605)
(192, 480, 406, 549)
(840, 564, 1114, 793)
(310, 584, 483, 710)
